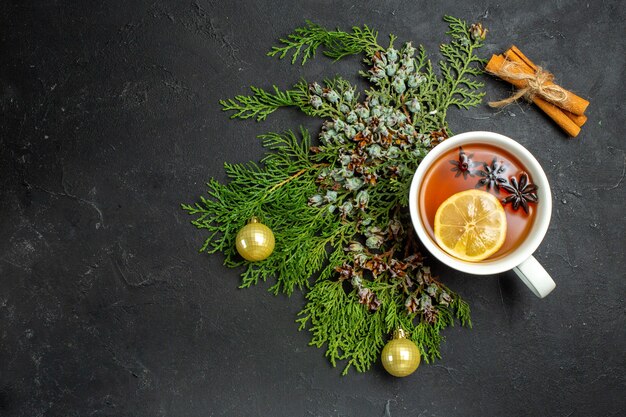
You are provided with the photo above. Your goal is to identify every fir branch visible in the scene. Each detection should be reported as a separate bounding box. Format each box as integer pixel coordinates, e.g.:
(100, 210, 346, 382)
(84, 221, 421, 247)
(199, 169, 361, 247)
(297, 280, 386, 374)
(323, 25, 385, 61)
(183, 128, 349, 295)
(219, 85, 307, 121)
(436, 15, 487, 120)
(268, 20, 384, 65)
(186, 16, 487, 374)
(220, 77, 358, 122)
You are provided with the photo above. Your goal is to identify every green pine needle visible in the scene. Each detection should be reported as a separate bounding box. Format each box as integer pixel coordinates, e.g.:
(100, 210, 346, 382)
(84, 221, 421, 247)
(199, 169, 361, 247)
(218, 85, 305, 121)
(267, 20, 384, 65)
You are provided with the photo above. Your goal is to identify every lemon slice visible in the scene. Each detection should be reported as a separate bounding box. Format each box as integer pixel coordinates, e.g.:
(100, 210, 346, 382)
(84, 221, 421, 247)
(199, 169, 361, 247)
(434, 189, 507, 262)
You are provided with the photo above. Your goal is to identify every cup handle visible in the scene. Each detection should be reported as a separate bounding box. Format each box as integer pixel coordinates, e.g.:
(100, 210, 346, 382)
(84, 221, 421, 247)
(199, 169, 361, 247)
(512, 256, 556, 298)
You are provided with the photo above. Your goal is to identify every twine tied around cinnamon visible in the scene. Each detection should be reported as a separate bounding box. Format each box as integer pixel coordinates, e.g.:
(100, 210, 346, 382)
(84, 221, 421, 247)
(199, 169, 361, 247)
(487, 60, 569, 108)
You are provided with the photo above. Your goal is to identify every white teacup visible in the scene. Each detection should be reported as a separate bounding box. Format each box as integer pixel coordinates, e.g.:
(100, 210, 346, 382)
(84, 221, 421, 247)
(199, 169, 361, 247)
(408, 131, 556, 298)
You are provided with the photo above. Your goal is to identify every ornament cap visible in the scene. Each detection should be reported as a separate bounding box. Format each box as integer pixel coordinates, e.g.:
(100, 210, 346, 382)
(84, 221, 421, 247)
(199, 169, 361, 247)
(249, 216, 260, 224)
(393, 328, 408, 339)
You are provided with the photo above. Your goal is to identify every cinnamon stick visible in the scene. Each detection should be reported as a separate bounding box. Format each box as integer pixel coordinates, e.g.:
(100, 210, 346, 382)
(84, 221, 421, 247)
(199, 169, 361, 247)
(486, 54, 583, 137)
(505, 46, 589, 116)
(562, 110, 587, 127)
(499, 48, 588, 129)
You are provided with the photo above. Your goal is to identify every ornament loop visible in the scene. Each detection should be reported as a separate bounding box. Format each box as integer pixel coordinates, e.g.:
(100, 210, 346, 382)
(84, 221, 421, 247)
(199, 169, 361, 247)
(393, 328, 407, 339)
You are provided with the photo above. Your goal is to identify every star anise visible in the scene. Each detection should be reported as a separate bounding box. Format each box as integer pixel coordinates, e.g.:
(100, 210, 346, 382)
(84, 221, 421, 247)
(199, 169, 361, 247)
(476, 157, 507, 191)
(449, 146, 476, 179)
(501, 172, 538, 213)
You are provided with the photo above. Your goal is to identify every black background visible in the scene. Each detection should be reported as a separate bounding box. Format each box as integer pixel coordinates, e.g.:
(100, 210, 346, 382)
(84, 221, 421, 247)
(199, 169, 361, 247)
(1, 1, 625, 416)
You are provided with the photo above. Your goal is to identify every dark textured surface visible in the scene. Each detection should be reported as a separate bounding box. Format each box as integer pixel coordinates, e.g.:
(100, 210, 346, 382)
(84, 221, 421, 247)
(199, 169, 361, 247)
(1, 0, 625, 416)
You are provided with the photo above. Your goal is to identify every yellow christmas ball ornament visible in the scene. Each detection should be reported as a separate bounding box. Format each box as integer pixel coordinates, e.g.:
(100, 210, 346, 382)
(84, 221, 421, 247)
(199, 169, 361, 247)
(235, 217, 275, 262)
(381, 328, 421, 377)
